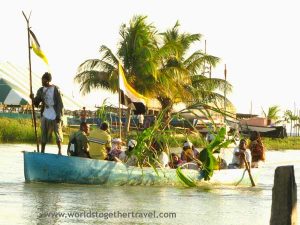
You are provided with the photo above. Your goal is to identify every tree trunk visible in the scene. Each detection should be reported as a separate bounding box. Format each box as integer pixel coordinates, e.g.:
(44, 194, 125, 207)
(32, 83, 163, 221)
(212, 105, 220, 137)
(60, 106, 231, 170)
(157, 97, 173, 129)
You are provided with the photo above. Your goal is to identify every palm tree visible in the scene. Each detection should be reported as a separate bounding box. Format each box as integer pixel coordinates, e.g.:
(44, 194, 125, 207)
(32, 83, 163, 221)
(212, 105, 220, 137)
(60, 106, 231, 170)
(75, 46, 119, 95)
(155, 21, 232, 122)
(74, 16, 159, 133)
(75, 16, 233, 131)
(283, 110, 299, 136)
(262, 105, 281, 125)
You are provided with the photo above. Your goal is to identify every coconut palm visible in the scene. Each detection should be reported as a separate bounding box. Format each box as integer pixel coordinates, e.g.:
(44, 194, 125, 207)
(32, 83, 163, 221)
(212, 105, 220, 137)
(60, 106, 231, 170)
(118, 15, 159, 93)
(74, 16, 159, 133)
(75, 45, 119, 95)
(155, 21, 232, 123)
(283, 110, 299, 136)
(75, 16, 233, 131)
(262, 105, 281, 125)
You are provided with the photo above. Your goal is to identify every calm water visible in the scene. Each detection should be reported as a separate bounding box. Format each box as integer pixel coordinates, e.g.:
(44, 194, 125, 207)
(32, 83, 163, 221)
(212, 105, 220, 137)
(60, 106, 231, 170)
(0, 144, 300, 225)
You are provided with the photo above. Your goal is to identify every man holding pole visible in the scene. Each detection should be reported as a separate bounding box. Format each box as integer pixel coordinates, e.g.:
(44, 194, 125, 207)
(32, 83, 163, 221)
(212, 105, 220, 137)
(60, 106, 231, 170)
(30, 72, 64, 154)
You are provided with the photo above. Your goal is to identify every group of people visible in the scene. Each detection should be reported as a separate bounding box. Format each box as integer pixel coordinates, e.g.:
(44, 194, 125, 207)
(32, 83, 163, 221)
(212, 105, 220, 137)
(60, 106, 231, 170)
(66, 120, 139, 166)
(31, 72, 265, 171)
(229, 131, 266, 169)
(65, 119, 203, 170)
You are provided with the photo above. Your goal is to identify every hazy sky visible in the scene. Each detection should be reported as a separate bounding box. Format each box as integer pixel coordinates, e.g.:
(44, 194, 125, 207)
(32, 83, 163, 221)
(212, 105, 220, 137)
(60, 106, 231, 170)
(1, 0, 299, 115)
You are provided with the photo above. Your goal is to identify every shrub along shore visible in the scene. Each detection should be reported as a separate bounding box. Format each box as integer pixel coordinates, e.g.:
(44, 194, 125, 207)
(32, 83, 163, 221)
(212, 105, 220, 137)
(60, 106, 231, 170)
(0, 117, 299, 150)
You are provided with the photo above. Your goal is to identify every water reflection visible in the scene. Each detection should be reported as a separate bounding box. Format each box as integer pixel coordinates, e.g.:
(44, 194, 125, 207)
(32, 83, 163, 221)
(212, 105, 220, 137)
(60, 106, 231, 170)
(24, 183, 62, 225)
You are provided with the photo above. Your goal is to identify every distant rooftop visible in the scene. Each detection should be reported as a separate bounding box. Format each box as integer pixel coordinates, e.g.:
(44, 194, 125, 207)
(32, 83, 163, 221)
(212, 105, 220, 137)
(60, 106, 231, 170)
(236, 113, 258, 119)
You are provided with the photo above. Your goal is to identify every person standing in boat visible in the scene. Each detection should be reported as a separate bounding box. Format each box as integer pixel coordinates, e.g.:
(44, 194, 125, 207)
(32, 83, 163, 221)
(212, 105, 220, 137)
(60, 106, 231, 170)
(68, 122, 90, 158)
(30, 72, 64, 154)
(249, 131, 266, 168)
(229, 139, 251, 169)
(89, 122, 112, 160)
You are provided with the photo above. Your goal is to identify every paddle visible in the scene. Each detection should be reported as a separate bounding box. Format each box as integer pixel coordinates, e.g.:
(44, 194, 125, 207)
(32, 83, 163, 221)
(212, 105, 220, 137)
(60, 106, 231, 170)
(241, 154, 255, 187)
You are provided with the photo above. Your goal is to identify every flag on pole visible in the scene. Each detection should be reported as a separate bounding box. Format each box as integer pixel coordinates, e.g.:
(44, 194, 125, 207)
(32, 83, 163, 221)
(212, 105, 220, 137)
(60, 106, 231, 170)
(29, 30, 49, 65)
(118, 63, 148, 114)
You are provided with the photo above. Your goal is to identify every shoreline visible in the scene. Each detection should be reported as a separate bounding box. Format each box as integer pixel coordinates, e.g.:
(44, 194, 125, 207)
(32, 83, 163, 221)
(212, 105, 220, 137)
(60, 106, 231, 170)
(1, 117, 299, 150)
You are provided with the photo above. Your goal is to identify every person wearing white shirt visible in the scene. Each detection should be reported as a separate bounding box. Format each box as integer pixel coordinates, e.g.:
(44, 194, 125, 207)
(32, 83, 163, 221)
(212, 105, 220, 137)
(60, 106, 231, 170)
(31, 72, 64, 154)
(230, 139, 251, 169)
(137, 114, 144, 129)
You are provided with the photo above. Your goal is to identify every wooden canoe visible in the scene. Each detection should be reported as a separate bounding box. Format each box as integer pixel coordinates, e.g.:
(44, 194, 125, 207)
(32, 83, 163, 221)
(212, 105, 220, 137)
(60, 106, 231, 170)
(23, 151, 259, 186)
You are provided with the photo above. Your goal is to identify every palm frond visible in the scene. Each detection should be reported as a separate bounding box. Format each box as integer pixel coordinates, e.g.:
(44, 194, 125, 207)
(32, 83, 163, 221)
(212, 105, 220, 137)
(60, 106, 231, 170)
(74, 71, 113, 95)
(99, 45, 119, 66)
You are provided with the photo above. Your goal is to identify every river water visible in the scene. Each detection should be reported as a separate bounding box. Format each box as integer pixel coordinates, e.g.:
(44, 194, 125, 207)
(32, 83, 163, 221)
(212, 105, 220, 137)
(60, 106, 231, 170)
(0, 144, 299, 225)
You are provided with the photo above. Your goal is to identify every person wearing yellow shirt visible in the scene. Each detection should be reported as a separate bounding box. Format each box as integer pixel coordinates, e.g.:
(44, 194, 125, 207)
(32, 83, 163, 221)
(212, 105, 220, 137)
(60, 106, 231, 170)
(89, 122, 112, 160)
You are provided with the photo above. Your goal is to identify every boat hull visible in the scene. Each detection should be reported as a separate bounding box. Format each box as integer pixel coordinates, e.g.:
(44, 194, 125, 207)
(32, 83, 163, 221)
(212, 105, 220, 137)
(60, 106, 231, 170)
(23, 152, 258, 186)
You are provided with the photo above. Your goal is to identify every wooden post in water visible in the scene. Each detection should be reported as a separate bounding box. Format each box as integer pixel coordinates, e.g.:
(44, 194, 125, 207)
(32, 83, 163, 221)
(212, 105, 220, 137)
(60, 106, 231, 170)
(270, 166, 297, 225)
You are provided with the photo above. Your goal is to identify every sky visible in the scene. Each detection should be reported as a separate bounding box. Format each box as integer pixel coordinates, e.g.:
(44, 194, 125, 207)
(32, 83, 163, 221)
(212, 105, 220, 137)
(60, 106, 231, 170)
(1, 0, 299, 115)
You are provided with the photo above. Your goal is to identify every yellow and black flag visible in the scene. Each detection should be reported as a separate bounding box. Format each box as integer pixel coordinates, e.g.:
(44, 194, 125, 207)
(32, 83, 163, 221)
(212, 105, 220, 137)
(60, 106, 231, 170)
(29, 29, 48, 65)
(118, 63, 148, 114)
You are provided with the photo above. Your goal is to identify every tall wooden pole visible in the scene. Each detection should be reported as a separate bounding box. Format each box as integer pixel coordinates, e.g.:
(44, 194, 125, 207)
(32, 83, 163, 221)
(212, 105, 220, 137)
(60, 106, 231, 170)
(224, 64, 227, 123)
(118, 66, 122, 140)
(22, 11, 39, 152)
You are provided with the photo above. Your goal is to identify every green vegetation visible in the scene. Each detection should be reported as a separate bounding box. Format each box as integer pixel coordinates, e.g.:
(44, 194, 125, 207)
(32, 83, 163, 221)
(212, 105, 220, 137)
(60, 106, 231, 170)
(0, 117, 73, 144)
(1, 117, 300, 150)
(0, 117, 40, 143)
(262, 137, 300, 150)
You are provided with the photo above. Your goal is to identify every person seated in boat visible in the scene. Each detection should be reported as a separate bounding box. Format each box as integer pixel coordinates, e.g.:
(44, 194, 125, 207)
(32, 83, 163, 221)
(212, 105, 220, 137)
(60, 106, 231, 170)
(107, 138, 123, 162)
(168, 153, 183, 169)
(67, 122, 90, 158)
(181, 148, 200, 170)
(180, 141, 199, 160)
(89, 122, 112, 160)
(119, 139, 138, 166)
(150, 140, 169, 168)
(249, 131, 266, 168)
(228, 139, 251, 169)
